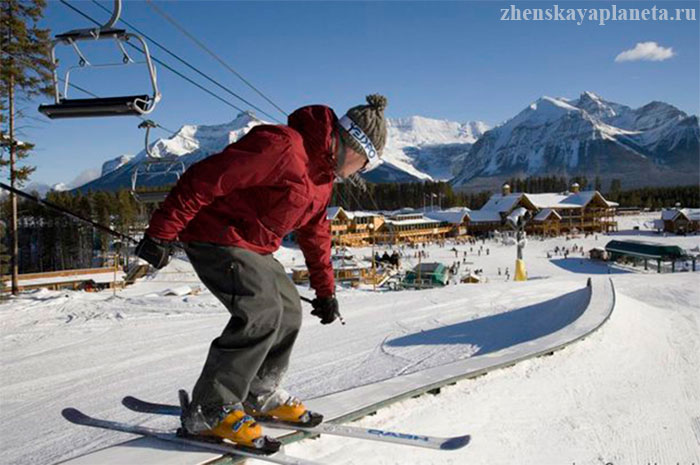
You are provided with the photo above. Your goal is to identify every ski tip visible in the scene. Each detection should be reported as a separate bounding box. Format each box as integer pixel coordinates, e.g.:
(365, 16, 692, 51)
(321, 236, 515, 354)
(440, 434, 471, 450)
(62, 407, 88, 424)
(122, 396, 138, 408)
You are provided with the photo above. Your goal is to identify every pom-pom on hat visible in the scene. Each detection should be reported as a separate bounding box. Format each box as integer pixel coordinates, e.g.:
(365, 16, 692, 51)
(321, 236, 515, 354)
(338, 94, 388, 172)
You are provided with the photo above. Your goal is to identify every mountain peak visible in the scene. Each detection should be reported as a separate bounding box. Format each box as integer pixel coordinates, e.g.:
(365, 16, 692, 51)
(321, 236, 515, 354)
(580, 90, 603, 101)
(571, 91, 628, 120)
(452, 92, 699, 191)
(387, 115, 489, 145)
(231, 110, 261, 127)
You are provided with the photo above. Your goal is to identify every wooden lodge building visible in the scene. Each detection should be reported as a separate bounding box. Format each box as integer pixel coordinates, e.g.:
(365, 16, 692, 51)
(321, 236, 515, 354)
(658, 208, 700, 234)
(376, 211, 452, 244)
(327, 207, 384, 247)
(466, 183, 618, 236)
(327, 207, 452, 246)
(321, 183, 617, 246)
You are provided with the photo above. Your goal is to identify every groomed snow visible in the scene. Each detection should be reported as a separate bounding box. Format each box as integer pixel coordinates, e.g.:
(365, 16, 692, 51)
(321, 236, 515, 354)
(1, 213, 698, 465)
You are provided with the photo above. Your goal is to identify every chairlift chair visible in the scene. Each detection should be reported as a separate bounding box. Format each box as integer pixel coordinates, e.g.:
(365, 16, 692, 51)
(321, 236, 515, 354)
(130, 120, 185, 204)
(38, 0, 161, 119)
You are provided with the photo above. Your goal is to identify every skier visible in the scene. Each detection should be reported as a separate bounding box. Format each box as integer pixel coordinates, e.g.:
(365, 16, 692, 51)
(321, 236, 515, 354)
(135, 94, 388, 452)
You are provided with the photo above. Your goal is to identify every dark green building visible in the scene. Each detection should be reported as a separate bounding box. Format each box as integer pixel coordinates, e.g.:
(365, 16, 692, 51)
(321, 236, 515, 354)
(402, 262, 450, 288)
(605, 240, 693, 273)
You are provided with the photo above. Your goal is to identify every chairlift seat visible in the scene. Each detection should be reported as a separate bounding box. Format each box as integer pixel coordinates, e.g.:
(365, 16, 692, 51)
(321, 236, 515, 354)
(55, 27, 127, 42)
(38, 95, 151, 119)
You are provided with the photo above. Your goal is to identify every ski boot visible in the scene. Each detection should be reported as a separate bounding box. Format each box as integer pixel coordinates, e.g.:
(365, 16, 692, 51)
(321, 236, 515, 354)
(245, 390, 323, 428)
(178, 390, 281, 455)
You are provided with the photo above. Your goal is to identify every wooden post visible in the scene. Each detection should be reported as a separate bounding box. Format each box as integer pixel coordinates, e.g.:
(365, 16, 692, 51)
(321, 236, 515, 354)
(417, 253, 421, 289)
(113, 253, 119, 296)
(7, 31, 19, 296)
(370, 225, 376, 292)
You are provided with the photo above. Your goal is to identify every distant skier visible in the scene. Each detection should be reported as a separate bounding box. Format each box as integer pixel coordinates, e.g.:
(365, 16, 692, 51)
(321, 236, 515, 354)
(135, 95, 388, 452)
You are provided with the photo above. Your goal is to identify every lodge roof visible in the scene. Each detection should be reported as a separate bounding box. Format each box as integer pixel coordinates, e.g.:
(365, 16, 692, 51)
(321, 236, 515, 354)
(479, 190, 616, 216)
(662, 208, 700, 222)
(425, 208, 471, 225)
(533, 208, 562, 222)
(605, 240, 686, 260)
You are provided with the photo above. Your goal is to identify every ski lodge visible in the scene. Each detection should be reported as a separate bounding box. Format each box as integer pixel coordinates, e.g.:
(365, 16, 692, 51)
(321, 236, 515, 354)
(656, 207, 700, 234)
(323, 183, 618, 246)
(466, 183, 618, 236)
(327, 207, 452, 246)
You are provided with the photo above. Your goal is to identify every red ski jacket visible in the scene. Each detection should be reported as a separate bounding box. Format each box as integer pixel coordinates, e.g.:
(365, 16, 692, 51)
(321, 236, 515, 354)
(146, 105, 337, 297)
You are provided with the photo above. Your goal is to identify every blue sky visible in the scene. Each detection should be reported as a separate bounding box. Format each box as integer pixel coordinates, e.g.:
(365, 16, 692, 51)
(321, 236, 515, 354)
(14, 0, 700, 187)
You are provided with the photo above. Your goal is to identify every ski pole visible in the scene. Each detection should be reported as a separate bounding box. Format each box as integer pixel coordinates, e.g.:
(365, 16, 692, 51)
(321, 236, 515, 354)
(300, 295, 346, 325)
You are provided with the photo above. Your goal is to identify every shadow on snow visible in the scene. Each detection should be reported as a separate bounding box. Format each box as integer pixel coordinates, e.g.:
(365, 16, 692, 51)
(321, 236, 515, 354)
(386, 287, 589, 357)
(549, 258, 631, 275)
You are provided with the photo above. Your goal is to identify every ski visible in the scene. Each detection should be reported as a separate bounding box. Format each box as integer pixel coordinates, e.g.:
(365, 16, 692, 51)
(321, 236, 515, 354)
(61, 408, 322, 465)
(122, 396, 471, 451)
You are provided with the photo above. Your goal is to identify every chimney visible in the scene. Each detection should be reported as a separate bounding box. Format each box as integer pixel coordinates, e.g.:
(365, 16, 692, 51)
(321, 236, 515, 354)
(571, 182, 580, 193)
(502, 183, 511, 196)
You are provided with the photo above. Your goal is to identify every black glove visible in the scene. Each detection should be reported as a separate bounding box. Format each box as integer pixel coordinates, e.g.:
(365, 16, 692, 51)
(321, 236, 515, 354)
(135, 235, 173, 269)
(311, 296, 341, 325)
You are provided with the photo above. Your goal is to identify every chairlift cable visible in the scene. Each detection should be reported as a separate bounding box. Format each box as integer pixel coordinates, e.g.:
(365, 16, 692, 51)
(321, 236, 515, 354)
(0, 182, 138, 244)
(58, 0, 253, 118)
(90, 0, 284, 123)
(144, 0, 288, 118)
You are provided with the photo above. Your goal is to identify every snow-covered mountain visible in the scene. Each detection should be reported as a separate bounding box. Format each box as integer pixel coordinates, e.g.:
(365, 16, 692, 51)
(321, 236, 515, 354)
(77, 112, 264, 193)
(451, 91, 699, 191)
(101, 155, 133, 177)
(76, 112, 488, 192)
(379, 116, 488, 181)
(75, 92, 697, 194)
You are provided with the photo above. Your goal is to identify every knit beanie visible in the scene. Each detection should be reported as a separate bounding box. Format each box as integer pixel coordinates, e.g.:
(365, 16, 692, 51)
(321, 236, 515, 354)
(338, 94, 388, 164)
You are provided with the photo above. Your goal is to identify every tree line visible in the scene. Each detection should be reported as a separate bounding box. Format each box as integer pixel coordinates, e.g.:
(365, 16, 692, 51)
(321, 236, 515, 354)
(332, 181, 492, 212)
(1, 189, 151, 275)
(1, 179, 697, 278)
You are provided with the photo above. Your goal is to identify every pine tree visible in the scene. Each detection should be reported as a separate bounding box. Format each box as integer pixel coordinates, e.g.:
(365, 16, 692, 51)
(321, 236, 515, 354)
(1, 0, 53, 183)
(594, 176, 602, 192)
(1, 0, 53, 293)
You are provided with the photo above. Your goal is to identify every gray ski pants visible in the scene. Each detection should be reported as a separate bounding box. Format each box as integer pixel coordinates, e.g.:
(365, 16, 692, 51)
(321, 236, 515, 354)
(183, 242, 302, 411)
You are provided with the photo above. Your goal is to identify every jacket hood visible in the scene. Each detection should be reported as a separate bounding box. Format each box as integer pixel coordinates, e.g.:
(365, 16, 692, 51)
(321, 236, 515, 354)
(287, 105, 337, 184)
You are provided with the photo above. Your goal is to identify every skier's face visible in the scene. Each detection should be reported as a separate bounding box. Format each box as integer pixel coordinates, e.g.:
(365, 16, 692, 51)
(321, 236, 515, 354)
(336, 146, 368, 178)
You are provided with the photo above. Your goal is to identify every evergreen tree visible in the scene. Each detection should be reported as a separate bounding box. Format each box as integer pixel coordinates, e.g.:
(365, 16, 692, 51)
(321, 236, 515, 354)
(1, 0, 53, 292)
(1, 0, 53, 183)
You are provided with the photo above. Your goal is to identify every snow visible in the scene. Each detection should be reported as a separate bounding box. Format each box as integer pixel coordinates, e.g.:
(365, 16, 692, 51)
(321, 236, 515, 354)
(101, 155, 134, 177)
(387, 116, 486, 146)
(533, 208, 561, 222)
(452, 91, 699, 189)
(1, 213, 699, 465)
(289, 275, 699, 465)
(479, 193, 522, 213)
(424, 208, 471, 225)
